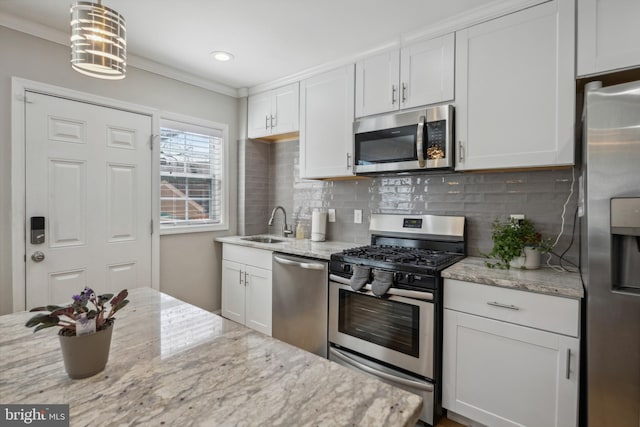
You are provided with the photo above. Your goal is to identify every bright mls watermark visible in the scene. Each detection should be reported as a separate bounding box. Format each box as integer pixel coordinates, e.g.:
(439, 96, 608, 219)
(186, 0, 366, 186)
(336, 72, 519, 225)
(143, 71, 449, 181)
(0, 405, 69, 426)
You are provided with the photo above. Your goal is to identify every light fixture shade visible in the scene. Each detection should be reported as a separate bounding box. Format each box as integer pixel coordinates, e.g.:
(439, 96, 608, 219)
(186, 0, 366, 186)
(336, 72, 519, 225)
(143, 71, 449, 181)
(70, 1, 126, 80)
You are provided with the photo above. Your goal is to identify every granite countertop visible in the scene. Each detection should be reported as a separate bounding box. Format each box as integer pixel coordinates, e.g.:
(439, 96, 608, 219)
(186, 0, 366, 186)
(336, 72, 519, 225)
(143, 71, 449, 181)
(0, 288, 422, 426)
(442, 256, 584, 299)
(216, 235, 357, 260)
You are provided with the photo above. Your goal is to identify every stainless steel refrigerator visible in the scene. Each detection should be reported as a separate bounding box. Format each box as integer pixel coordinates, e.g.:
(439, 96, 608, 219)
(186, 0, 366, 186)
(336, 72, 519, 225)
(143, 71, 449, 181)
(583, 80, 640, 427)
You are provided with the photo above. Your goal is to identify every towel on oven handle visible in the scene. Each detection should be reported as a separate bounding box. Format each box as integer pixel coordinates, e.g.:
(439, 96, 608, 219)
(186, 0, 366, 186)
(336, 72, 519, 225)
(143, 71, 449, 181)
(372, 269, 393, 296)
(350, 265, 371, 291)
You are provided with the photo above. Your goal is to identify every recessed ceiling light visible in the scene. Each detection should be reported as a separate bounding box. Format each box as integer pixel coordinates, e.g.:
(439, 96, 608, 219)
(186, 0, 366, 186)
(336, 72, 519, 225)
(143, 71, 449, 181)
(211, 51, 234, 62)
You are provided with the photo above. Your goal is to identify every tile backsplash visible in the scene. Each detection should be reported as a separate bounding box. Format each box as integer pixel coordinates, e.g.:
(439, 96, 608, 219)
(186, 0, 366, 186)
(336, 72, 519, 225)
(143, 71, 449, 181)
(242, 139, 580, 266)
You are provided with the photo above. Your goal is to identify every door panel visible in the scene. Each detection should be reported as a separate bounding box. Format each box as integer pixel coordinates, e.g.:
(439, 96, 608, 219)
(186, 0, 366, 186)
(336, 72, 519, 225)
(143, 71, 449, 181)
(25, 92, 152, 307)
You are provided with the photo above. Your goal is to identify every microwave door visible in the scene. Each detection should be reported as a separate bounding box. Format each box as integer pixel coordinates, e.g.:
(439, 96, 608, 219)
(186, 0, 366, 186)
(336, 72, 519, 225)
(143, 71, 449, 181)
(354, 124, 421, 174)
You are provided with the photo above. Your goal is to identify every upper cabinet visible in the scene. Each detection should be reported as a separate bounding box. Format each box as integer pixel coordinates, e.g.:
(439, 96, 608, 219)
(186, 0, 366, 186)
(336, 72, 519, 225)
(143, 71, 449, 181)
(577, 0, 640, 76)
(455, 0, 575, 171)
(300, 65, 355, 179)
(355, 33, 455, 118)
(247, 82, 299, 140)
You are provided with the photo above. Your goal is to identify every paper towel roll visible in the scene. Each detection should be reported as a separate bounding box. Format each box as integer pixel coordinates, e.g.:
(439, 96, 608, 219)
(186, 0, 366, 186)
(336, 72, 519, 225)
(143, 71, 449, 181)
(311, 211, 327, 242)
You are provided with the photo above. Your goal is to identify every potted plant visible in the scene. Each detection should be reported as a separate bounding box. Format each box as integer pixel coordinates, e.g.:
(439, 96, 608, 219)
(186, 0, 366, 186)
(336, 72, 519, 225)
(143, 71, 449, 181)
(484, 218, 553, 270)
(25, 287, 129, 379)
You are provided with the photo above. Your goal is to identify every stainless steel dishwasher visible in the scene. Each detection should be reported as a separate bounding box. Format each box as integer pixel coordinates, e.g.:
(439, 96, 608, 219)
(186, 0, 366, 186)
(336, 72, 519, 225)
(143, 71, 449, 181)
(272, 253, 328, 358)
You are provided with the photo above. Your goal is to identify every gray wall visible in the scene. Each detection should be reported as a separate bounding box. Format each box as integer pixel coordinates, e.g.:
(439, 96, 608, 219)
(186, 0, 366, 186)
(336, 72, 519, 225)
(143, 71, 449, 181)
(243, 139, 580, 266)
(0, 26, 239, 314)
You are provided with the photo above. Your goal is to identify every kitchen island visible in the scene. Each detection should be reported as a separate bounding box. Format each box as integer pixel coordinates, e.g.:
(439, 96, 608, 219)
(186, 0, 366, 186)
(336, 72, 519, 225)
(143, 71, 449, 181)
(0, 288, 422, 426)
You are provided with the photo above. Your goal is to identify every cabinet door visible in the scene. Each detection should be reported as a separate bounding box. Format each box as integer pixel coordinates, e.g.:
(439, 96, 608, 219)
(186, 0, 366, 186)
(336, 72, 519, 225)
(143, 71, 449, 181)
(355, 50, 400, 117)
(400, 33, 454, 110)
(247, 91, 272, 139)
(221, 260, 245, 324)
(245, 265, 272, 336)
(455, 0, 575, 170)
(300, 64, 355, 179)
(272, 83, 299, 135)
(443, 309, 579, 427)
(578, 0, 640, 76)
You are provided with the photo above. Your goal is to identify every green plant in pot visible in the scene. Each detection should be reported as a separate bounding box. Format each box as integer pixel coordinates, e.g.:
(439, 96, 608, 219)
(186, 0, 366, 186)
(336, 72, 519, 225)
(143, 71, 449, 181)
(484, 218, 553, 269)
(25, 287, 129, 379)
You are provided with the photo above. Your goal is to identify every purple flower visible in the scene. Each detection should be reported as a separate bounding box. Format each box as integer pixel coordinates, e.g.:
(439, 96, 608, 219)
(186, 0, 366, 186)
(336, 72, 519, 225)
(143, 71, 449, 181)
(72, 294, 82, 302)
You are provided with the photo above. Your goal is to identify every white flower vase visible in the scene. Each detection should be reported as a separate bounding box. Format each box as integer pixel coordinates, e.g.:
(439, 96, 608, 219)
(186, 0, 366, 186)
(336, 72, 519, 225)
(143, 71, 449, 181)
(509, 246, 541, 269)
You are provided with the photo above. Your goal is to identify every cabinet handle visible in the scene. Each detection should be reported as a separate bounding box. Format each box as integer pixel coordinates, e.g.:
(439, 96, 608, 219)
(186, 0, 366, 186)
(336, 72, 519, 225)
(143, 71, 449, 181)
(265, 116, 269, 130)
(486, 301, 520, 311)
(346, 152, 352, 170)
(391, 85, 397, 105)
(270, 114, 275, 129)
(458, 141, 465, 162)
(565, 349, 571, 379)
(239, 270, 244, 285)
(401, 82, 407, 104)
(244, 272, 249, 286)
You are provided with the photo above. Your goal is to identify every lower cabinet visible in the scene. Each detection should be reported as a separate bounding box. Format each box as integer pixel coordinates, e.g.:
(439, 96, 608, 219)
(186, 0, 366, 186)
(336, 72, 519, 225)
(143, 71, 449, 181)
(221, 244, 272, 336)
(443, 279, 579, 427)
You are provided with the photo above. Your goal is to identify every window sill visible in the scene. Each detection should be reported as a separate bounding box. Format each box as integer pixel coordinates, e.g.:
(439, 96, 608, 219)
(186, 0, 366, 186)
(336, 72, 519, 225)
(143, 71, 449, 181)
(160, 223, 229, 236)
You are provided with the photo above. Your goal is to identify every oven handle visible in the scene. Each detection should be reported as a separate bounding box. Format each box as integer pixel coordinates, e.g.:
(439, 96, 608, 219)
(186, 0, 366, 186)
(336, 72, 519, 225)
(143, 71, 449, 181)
(329, 274, 434, 301)
(330, 347, 434, 392)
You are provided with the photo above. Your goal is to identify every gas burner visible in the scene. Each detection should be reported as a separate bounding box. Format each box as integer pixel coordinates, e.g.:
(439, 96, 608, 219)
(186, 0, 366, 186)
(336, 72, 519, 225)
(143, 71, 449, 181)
(340, 245, 462, 270)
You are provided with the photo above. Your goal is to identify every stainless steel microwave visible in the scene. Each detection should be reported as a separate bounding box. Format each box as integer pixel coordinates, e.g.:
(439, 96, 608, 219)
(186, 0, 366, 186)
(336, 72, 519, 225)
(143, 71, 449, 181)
(353, 105, 454, 174)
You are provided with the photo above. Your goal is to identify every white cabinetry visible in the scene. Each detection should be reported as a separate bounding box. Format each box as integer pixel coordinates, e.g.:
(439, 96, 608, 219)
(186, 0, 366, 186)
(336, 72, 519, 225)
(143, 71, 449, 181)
(247, 83, 299, 139)
(455, 0, 575, 170)
(299, 65, 355, 179)
(355, 34, 454, 118)
(221, 244, 272, 335)
(577, 0, 640, 76)
(443, 279, 580, 427)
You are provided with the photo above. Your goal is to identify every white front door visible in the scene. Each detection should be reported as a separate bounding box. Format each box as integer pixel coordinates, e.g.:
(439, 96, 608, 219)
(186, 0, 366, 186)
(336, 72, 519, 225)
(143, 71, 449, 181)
(25, 92, 153, 307)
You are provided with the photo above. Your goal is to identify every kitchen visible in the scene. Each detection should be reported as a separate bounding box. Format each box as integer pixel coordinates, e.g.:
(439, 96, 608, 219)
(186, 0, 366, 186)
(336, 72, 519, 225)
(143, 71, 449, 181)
(0, 0, 639, 426)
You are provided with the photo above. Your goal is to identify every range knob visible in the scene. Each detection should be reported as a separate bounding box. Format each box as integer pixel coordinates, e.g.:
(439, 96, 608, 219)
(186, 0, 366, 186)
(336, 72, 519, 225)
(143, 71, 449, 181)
(342, 264, 352, 274)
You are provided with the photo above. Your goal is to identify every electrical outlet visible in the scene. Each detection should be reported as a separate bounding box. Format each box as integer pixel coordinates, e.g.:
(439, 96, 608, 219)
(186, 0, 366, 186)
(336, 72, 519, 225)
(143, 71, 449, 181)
(510, 214, 525, 225)
(354, 209, 362, 224)
(328, 209, 336, 223)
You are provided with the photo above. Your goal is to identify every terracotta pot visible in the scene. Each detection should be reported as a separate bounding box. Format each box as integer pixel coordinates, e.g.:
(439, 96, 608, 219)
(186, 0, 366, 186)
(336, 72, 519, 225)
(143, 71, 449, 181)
(509, 246, 541, 269)
(58, 323, 113, 379)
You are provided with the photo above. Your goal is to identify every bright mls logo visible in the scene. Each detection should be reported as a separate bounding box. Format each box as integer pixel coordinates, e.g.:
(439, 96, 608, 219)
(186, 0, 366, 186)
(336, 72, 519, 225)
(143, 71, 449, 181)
(0, 405, 69, 426)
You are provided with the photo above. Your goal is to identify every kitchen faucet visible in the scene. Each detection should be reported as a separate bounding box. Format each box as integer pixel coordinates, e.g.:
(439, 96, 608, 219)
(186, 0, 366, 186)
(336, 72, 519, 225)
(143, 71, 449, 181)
(268, 206, 293, 237)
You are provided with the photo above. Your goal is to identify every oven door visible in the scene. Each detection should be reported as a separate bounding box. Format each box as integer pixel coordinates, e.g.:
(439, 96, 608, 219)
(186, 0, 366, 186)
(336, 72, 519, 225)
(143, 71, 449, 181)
(328, 277, 434, 379)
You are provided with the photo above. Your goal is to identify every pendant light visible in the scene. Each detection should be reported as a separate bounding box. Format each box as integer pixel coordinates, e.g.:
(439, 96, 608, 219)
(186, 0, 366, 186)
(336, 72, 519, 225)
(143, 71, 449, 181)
(70, 1, 126, 80)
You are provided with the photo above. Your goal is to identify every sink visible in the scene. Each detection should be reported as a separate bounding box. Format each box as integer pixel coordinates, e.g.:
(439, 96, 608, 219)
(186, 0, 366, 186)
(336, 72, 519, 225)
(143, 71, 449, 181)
(241, 236, 284, 244)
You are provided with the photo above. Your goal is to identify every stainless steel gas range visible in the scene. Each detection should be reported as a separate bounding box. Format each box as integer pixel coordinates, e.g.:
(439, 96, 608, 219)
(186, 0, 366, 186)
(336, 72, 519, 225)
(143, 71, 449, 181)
(328, 214, 465, 426)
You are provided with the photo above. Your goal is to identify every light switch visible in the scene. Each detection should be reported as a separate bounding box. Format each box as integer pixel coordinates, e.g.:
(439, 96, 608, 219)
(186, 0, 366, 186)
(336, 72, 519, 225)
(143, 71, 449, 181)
(328, 209, 336, 223)
(354, 209, 362, 224)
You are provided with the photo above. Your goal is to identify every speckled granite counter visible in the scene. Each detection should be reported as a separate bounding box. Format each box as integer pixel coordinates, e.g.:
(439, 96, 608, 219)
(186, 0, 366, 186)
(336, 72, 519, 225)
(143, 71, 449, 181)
(216, 235, 357, 260)
(0, 288, 422, 426)
(442, 257, 584, 299)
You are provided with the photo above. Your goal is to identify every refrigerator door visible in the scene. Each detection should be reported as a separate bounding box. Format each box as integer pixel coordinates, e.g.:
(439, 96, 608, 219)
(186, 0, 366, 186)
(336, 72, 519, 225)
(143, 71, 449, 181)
(585, 80, 640, 427)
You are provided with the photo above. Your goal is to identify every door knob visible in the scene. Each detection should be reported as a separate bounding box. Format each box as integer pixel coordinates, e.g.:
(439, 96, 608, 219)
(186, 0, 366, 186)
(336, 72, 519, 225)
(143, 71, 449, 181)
(31, 251, 45, 262)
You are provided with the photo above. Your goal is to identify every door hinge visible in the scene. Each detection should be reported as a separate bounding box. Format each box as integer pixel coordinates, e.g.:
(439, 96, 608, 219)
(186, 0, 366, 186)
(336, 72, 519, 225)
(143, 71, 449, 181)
(150, 219, 154, 235)
(150, 134, 155, 150)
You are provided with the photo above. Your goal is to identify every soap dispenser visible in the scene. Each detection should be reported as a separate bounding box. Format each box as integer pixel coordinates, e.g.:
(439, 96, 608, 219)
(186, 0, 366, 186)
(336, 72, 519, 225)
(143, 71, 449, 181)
(296, 221, 304, 240)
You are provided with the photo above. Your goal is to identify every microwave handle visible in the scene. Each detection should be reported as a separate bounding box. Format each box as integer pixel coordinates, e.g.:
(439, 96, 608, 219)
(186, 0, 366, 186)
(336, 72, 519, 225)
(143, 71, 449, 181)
(417, 115, 426, 168)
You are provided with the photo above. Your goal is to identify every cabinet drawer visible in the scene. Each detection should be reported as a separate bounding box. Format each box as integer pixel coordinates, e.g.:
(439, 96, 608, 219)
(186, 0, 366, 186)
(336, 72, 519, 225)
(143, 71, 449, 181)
(222, 244, 272, 270)
(444, 279, 579, 337)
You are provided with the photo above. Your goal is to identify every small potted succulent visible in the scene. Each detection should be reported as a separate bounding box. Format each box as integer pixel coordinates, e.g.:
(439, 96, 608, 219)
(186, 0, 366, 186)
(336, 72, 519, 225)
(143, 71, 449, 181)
(484, 218, 553, 270)
(25, 287, 129, 379)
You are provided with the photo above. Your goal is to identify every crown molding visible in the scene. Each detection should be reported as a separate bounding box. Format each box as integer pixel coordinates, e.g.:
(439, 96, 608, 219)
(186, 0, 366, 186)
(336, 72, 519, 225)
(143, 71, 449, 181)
(0, 12, 241, 98)
(248, 0, 548, 95)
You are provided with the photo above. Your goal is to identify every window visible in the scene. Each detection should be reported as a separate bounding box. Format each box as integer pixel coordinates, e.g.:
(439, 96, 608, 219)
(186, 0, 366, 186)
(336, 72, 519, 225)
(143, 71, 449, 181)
(159, 117, 228, 233)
